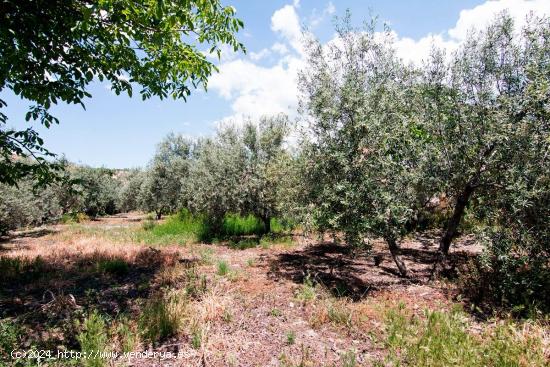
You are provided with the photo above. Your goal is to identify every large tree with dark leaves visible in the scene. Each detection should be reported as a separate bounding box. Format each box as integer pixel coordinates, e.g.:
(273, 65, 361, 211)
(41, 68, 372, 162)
(0, 0, 244, 185)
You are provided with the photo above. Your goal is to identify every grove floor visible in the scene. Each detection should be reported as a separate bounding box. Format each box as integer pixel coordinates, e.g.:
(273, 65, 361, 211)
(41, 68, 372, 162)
(0, 213, 488, 366)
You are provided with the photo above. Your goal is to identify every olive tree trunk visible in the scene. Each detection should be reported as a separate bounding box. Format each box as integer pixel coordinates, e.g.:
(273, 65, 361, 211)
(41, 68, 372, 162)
(385, 236, 408, 277)
(261, 215, 271, 235)
(432, 144, 495, 278)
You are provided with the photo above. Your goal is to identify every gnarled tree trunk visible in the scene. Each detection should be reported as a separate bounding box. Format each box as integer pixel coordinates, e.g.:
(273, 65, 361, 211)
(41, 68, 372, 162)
(432, 144, 495, 278)
(431, 181, 476, 278)
(385, 236, 408, 277)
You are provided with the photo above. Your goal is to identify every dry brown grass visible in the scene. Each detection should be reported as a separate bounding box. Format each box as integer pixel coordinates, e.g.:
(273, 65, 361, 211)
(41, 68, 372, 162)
(1, 218, 548, 367)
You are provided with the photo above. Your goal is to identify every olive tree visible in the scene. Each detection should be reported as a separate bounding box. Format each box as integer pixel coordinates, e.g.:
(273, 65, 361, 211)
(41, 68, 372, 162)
(140, 133, 193, 219)
(73, 166, 120, 217)
(186, 126, 248, 231)
(118, 169, 145, 213)
(421, 14, 550, 272)
(240, 115, 291, 233)
(0, 173, 62, 235)
(186, 115, 293, 234)
(299, 15, 433, 277)
(422, 14, 549, 305)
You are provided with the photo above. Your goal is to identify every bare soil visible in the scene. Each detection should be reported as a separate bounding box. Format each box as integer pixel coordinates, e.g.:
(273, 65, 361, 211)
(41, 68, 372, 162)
(0, 214, 484, 366)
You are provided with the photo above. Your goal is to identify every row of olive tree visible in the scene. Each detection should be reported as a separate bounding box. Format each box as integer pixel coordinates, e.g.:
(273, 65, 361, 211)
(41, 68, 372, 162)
(299, 12, 549, 283)
(0, 160, 130, 234)
(138, 115, 297, 234)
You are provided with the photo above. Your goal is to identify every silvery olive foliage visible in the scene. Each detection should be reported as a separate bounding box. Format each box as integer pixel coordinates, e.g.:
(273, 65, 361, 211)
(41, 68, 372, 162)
(139, 133, 194, 219)
(299, 12, 549, 281)
(299, 14, 432, 276)
(72, 166, 120, 217)
(118, 169, 145, 213)
(421, 13, 550, 271)
(186, 115, 293, 232)
(0, 162, 131, 233)
(240, 115, 292, 232)
(0, 180, 60, 235)
(0, 7, 547, 311)
(433, 14, 549, 309)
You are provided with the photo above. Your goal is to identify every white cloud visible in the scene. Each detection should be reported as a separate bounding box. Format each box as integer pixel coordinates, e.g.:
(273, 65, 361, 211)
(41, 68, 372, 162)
(326, 2, 336, 15)
(208, 2, 307, 127)
(210, 0, 550, 128)
(394, 0, 550, 64)
(271, 4, 303, 53)
(250, 48, 271, 61)
(449, 0, 550, 40)
(271, 42, 289, 55)
(393, 33, 458, 65)
(209, 56, 303, 125)
(309, 2, 336, 29)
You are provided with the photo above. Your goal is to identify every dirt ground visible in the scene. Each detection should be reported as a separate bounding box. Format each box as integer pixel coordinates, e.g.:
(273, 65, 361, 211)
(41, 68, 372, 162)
(0, 214, 485, 366)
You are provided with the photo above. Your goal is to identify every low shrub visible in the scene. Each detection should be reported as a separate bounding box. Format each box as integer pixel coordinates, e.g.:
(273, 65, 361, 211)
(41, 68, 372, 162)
(61, 212, 90, 224)
(0, 319, 21, 359)
(77, 311, 108, 367)
(458, 230, 550, 317)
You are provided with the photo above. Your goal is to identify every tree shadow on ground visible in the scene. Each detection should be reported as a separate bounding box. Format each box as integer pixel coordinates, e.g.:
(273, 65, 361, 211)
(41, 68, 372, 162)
(267, 242, 373, 301)
(0, 248, 190, 350)
(267, 238, 478, 301)
(0, 228, 58, 244)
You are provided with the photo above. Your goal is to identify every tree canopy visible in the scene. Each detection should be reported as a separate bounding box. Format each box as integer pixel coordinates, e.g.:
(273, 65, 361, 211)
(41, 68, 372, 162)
(0, 0, 245, 185)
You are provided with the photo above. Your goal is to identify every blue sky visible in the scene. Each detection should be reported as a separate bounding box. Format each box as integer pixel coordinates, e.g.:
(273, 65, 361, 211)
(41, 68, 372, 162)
(3, 0, 549, 168)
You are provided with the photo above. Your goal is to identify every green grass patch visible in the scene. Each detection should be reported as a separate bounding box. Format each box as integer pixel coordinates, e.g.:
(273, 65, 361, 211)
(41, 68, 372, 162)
(217, 260, 230, 276)
(381, 303, 548, 366)
(269, 217, 295, 234)
(228, 238, 259, 250)
(259, 234, 294, 249)
(60, 212, 89, 224)
(222, 214, 264, 236)
(96, 258, 129, 276)
(0, 256, 48, 284)
(296, 275, 317, 302)
(147, 210, 210, 243)
(63, 211, 293, 247)
(115, 316, 138, 353)
(139, 293, 187, 343)
(286, 330, 296, 345)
